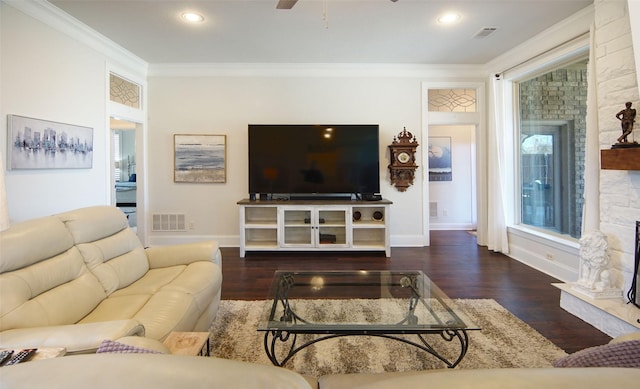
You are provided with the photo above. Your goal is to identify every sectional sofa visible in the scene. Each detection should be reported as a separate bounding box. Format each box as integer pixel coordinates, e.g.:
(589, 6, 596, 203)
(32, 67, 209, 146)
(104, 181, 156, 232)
(1, 206, 638, 388)
(0, 205, 222, 353)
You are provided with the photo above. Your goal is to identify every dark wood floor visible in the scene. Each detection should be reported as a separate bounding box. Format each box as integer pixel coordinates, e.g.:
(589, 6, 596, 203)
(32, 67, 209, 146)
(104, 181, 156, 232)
(220, 230, 612, 354)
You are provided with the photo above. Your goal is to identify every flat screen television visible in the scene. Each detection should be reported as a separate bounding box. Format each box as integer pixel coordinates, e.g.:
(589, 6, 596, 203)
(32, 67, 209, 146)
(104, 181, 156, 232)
(248, 124, 380, 198)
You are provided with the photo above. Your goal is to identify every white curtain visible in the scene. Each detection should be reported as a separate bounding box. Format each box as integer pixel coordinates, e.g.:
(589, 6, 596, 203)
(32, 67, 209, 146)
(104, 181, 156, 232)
(483, 75, 511, 253)
(0, 150, 10, 231)
(581, 24, 600, 236)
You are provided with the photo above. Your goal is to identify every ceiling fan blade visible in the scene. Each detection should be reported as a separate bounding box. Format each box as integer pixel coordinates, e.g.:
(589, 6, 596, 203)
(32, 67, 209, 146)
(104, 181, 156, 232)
(276, 0, 298, 9)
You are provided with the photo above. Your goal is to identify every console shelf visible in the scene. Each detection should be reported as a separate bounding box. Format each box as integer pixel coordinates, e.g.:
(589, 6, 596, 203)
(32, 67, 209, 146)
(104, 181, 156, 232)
(238, 199, 392, 257)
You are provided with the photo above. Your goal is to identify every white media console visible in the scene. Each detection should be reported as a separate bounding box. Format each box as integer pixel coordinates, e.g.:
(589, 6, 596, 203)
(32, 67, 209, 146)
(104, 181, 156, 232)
(238, 198, 392, 257)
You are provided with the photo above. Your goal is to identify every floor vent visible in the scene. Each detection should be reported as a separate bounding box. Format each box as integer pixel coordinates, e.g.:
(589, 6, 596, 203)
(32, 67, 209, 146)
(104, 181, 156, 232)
(429, 202, 438, 217)
(152, 213, 187, 232)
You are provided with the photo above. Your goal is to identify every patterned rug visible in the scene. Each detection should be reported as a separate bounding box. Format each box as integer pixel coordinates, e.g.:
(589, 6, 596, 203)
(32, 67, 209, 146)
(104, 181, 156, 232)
(208, 299, 567, 377)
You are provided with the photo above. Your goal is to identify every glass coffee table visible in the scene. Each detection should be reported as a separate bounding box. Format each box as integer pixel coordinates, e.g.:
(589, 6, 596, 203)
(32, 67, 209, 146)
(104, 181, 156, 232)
(258, 270, 480, 369)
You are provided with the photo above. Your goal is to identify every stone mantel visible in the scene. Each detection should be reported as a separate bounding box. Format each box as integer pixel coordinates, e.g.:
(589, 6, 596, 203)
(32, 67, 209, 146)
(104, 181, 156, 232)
(554, 283, 640, 337)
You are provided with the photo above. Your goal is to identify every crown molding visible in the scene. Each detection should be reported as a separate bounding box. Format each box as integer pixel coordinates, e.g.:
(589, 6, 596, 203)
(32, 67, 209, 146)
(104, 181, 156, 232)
(3, 0, 147, 76)
(148, 62, 486, 79)
(485, 3, 594, 76)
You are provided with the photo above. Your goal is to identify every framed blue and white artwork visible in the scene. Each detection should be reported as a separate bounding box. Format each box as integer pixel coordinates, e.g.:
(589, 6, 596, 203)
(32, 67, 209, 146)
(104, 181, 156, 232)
(174, 134, 226, 183)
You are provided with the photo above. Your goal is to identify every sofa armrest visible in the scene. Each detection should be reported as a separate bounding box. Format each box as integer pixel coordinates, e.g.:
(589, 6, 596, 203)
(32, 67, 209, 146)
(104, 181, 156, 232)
(145, 240, 221, 269)
(0, 319, 145, 354)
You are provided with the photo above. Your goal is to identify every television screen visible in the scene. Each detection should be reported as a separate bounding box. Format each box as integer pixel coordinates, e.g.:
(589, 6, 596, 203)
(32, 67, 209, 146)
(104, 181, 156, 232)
(248, 124, 380, 197)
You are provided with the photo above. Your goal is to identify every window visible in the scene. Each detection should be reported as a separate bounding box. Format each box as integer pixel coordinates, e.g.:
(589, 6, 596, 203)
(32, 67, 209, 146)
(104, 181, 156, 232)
(110, 73, 141, 109)
(428, 89, 477, 112)
(517, 61, 587, 239)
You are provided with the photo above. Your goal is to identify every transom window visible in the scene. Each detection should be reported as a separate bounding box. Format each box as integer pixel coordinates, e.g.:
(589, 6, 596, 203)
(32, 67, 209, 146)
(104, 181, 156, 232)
(110, 73, 141, 109)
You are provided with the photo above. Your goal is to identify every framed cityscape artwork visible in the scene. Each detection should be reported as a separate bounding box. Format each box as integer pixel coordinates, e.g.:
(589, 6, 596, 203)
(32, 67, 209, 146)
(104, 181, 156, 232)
(174, 134, 227, 183)
(7, 114, 94, 170)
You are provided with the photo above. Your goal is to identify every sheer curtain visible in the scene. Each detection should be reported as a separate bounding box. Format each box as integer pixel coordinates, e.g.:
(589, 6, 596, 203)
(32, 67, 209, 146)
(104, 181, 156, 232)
(0, 151, 10, 231)
(581, 24, 600, 235)
(483, 75, 513, 253)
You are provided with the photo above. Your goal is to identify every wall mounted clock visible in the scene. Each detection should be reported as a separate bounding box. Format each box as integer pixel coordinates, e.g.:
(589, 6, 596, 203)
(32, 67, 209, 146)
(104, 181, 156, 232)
(388, 127, 419, 192)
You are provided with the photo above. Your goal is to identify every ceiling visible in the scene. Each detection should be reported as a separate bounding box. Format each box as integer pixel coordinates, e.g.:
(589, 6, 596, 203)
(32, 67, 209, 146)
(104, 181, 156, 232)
(49, 0, 593, 65)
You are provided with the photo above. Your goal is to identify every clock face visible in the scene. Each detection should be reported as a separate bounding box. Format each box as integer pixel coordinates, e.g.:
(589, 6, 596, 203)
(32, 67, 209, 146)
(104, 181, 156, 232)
(397, 151, 411, 164)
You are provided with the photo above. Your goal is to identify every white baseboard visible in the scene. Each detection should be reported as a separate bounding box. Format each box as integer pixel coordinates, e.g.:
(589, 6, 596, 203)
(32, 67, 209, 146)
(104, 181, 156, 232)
(148, 235, 236, 247)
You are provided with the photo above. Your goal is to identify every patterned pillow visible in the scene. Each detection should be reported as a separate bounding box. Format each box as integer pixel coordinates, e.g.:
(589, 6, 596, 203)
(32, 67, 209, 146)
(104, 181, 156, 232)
(553, 340, 640, 368)
(96, 339, 163, 354)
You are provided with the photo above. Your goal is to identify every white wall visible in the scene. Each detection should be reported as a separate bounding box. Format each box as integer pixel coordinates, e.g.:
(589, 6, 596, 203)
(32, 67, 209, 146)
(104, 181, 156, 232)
(0, 1, 146, 225)
(0, 4, 109, 222)
(147, 74, 473, 246)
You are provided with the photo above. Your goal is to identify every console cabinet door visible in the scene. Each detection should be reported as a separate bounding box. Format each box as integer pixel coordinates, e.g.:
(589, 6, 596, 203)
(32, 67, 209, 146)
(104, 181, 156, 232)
(281, 206, 349, 249)
(316, 207, 349, 248)
(281, 207, 314, 247)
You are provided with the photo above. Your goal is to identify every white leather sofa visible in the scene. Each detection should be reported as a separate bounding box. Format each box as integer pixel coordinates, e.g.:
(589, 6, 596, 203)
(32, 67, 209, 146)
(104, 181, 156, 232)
(0, 206, 222, 353)
(0, 354, 314, 389)
(0, 352, 638, 389)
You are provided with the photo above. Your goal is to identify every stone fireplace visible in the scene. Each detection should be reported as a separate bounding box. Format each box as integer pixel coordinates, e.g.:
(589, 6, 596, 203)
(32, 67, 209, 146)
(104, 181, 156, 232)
(558, 0, 640, 339)
(556, 226, 639, 337)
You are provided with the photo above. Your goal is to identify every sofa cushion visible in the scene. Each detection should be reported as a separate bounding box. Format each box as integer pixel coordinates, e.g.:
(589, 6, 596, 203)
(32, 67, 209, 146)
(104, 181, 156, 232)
(58, 206, 150, 295)
(57, 206, 129, 244)
(0, 216, 74, 273)
(108, 266, 185, 296)
(328, 368, 640, 389)
(78, 294, 151, 323)
(0, 246, 106, 330)
(131, 290, 202, 340)
(0, 354, 314, 389)
(78, 261, 222, 341)
(553, 340, 640, 368)
(158, 261, 223, 311)
(76, 229, 149, 294)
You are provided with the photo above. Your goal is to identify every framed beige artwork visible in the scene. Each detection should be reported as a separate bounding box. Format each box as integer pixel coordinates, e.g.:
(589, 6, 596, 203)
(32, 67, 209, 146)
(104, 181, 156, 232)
(174, 134, 226, 183)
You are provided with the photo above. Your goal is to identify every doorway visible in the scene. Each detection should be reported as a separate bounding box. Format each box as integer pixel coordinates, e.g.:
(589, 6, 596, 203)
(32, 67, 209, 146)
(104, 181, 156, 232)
(111, 118, 138, 229)
(428, 125, 477, 231)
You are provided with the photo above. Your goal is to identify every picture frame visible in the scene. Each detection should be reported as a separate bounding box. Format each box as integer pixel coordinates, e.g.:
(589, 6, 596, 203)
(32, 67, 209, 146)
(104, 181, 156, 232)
(428, 136, 452, 181)
(174, 134, 226, 183)
(7, 114, 94, 170)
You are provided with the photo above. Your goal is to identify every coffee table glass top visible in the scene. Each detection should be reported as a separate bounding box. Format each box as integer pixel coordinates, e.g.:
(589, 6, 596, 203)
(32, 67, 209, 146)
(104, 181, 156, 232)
(258, 270, 479, 333)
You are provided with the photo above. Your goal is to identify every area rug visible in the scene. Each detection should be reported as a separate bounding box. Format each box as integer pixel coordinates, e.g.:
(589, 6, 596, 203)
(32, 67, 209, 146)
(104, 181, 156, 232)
(208, 299, 567, 377)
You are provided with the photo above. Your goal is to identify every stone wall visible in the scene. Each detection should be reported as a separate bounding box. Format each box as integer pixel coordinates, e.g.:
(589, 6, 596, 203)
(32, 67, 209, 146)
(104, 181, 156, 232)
(596, 0, 640, 296)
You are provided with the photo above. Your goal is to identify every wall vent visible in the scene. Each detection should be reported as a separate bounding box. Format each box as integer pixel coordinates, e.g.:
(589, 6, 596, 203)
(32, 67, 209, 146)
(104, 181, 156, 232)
(429, 202, 438, 217)
(152, 213, 187, 232)
(474, 27, 497, 38)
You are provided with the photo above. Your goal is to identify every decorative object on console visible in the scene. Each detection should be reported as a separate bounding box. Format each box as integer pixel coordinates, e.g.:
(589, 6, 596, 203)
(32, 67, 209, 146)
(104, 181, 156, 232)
(174, 134, 226, 183)
(7, 114, 94, 170)
(572, 230, 622, 299)
(388, 127, 419, 192)
(611, 101, 638, 148)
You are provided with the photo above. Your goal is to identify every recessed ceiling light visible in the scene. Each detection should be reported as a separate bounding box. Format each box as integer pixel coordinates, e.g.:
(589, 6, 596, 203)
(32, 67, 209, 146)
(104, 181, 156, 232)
(437, 12, 461, 25)
(181, 12, 205, 23)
